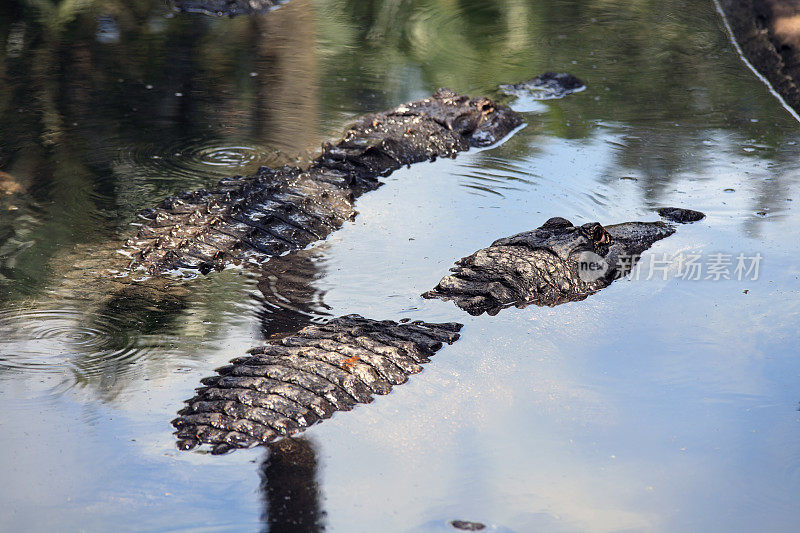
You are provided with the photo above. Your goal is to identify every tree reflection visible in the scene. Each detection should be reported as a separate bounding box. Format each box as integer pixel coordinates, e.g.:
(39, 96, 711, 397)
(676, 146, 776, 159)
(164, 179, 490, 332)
(0, 0, 319, 301)
(2, 0, 797, 302)
(255, 247, 332, 340)
(0, 0, 327, 400)
(1, 0, 799, 402)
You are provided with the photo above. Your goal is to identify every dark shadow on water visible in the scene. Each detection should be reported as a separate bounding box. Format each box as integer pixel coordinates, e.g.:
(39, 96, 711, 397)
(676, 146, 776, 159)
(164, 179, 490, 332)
(255, 248, 333, 340)
(260, 438, 325, 533)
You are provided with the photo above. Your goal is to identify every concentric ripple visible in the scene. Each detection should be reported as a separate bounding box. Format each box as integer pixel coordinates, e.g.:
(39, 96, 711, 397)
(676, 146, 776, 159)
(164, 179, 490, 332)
(0, 307, 154, 382)
(113, 137, 285, 189)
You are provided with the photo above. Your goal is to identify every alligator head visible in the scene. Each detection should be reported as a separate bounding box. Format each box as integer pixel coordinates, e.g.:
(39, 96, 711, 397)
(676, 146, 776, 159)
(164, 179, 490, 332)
(422, 208, 704, 316)
(498, 72, 587, 112)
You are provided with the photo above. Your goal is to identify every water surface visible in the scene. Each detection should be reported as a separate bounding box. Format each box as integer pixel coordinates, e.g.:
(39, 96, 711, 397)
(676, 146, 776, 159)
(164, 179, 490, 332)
(1, 0, 799, 531)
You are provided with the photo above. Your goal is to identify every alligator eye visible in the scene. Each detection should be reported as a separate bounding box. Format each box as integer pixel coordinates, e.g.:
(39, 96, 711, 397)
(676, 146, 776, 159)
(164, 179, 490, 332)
(580, 223, 611, 244)
(596, 226, 611, 244)
(476, 98, 495, 115)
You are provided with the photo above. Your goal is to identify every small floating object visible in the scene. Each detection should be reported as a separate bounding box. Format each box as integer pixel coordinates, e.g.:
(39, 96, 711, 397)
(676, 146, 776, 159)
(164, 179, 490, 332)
(723, 188, 735, 193)
(657, 207, 706, 223)
(499, 72, 585, 100)
(450, 520, 486, 531)
(499, 72, 586, 112)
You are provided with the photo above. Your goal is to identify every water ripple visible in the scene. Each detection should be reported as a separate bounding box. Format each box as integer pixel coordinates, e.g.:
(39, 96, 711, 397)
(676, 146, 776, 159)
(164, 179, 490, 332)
(0, 307, 154, 382)
(254, 250, 332, 339)
(457, 156, 538, 198)
(113, 137, 283, 188)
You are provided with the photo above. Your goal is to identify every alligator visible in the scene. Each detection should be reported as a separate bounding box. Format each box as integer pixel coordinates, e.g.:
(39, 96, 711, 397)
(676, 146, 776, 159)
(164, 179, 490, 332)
(173, 0, 285, 16)
(45, 83, 538, 329)
(41, 82, 533, 321)
(119, 87, 523, 278)
(169, 206, 704, 453)
(53, 75, 581, 450)
(31, 76, 579, 410)
(422, 208, 705, 316)
(173, 315, 462, 454)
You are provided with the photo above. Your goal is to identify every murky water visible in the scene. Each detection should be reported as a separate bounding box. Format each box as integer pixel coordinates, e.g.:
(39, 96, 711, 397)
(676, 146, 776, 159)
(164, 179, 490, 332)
(1, 0, 799, 531)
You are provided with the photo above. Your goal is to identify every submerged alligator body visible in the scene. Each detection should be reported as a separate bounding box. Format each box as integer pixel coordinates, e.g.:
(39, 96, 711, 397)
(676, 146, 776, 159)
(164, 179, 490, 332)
(423, 208, 705, 316)
(173, 315, 462, 454)
(173, 0, 285, 16)
(122, 88, 522, 277)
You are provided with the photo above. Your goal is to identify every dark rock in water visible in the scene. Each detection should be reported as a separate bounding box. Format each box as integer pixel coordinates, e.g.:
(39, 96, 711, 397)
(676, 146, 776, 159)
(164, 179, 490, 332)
(174, 0, 284, 16)
(499, 71, 586, 100)
(451, 520, 486, 531)
(423, 212, 699, 316)
(657, 207, 706, 223)
(173, 315, 462, 453)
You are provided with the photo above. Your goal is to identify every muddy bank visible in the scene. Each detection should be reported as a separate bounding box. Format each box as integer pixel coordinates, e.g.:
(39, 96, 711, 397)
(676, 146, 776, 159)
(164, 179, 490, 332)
(718, 0, 800, 113)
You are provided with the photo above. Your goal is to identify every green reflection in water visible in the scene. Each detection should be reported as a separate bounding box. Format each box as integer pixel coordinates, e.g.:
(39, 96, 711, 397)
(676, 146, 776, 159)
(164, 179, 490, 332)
(0, 0, 795, 301)
(0, 1, 799, 532)
(0, 0, 797, 396)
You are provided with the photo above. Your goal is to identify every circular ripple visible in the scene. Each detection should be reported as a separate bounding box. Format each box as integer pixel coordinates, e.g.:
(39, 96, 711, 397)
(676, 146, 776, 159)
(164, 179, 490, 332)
(114, 137, 284, 188)
(192, 145, 265, 167)
(0, 307, 153, 380)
